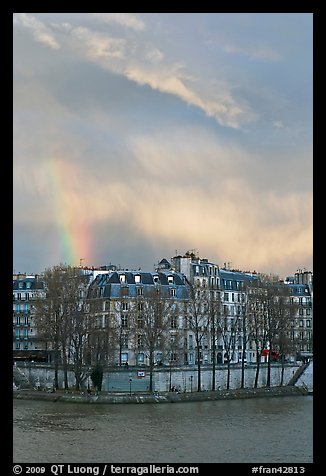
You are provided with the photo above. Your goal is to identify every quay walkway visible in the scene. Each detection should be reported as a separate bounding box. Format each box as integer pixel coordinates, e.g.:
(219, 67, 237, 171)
(13, 385, 310, 404)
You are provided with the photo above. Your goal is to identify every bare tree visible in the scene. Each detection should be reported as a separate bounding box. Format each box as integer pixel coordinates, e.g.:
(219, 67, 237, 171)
(164, 305, 185, 391)
(238, 291, 250, 389)
(34, 265, 89, 390)
(207, 285, 222, 391)
(33, 265, 69, 389)
(184, 278, 210, 392)
(136, 287, 172, 393)
(257, 275, 292, 387)
(217, 303, 241, 390)
(247, 282, 269, 388)
(269, 283, 298, 385)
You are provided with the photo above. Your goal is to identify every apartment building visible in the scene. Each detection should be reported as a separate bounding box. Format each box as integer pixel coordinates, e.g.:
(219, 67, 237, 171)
(12, 275, 47, 361)
(12, 258, 313, 367)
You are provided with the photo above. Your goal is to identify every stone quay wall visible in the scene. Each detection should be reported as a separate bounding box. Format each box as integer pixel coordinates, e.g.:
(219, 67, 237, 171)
(13, 361, 311, 393)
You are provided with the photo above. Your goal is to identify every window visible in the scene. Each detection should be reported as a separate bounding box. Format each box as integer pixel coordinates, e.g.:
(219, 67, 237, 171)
(135, 275, 141, 284)
(137, 334, 144, 348)
(231, 293, 235, 302)
(137, 352, 144, 363)
(121, 352, 128, 363)
(137, 315, 143, 328)
(122, 302, 129, 311)
(189, 334, 193, 349)
(170, 288, 176, 297)
(224, 292, 229, 301)
(170, 352, 177, 362)
(306, 320, 311, 328)
(121, 315, 128, 328)
(168, 276, 174, 284)
(120, 274, 126, 283)
(170, 316, 177, 329)
(138, 302, 144, 311)
(137, 287, 143, 296)
(306, 308, 311, 316)
(121, 334, 129, 348)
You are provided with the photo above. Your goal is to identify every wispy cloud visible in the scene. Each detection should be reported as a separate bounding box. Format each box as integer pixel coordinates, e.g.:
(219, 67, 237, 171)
(223, 42, 282, 61)
(13, 13, 60, 50)
(71, 26, 126, 59)
(92, 13, 146, 31)
(14, 14, 254, 129)
(13, 13, 313, 276)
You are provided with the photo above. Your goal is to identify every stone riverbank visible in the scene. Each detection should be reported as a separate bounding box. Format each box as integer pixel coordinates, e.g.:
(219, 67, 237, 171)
(13, 385, 310, 404)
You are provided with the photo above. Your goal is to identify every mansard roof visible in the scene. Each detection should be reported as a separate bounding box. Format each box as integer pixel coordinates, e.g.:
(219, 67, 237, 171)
(89, 269, 188, 300)
(219, 269, 258, 290)
(13, 277, 45, 291)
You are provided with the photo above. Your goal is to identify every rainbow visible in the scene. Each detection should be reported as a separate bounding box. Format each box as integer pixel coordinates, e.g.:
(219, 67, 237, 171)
(46, 158, 92, 267)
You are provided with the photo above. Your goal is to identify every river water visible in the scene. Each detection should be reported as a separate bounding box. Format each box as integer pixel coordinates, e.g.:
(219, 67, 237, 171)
(13, 396, 313, 464)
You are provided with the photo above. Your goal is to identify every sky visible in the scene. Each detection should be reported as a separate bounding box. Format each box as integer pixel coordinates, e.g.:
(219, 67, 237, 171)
(13, 13, 313, 278)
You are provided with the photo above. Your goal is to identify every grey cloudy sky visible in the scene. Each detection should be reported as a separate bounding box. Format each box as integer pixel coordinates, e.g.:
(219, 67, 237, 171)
(13, 13, 313, 277)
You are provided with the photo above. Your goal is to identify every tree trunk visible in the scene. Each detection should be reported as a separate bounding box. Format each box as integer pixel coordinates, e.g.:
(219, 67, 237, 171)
(267, 352, 271, 387)
(227, 359, 231, 390)
(280, 354, 285, 386)
(241, 350, 245, 388)
(149, 350, 154, 393)
(54, 341, 59, 390)
(62, 345, 69, 390)
(254, 354, 261, 388)
(196, 345, 201, 392)
(212, 347, 216, 391)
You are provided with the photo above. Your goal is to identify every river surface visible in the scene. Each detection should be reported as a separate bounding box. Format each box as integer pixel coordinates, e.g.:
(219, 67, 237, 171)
(13, 396, 313, 464)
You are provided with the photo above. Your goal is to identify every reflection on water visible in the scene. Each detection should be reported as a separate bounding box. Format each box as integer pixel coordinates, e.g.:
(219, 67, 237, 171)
(13, 396, 313, 463)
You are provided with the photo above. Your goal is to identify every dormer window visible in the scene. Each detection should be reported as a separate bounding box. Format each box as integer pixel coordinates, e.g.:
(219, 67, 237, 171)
(135, 274, 141, 284)
(120, 274, 126, 283)
(153, 275, 159, 283)
(168, 276, 174, 284)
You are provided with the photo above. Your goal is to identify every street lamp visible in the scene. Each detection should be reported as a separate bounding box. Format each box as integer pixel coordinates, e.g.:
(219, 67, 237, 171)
(190, 375, 193, 393)
(129, 377, 132, 396)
